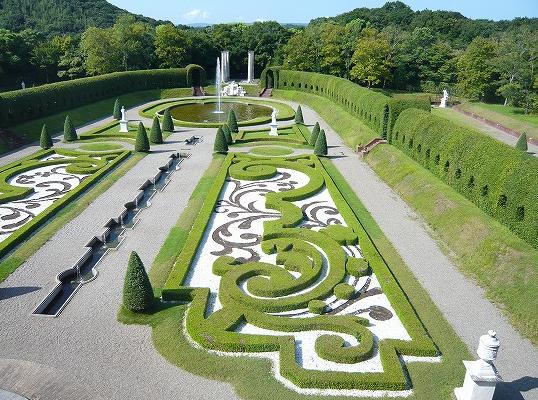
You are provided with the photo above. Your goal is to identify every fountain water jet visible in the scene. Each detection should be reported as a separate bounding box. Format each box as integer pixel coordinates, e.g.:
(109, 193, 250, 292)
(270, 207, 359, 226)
(214, 57, 224, 114)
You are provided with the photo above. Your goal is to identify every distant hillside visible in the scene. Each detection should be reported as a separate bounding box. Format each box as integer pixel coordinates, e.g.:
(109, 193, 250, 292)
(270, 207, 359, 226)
(0, 0, 168, 35)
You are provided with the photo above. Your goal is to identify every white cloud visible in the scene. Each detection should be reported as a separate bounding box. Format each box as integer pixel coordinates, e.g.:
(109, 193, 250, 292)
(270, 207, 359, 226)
(182, 9, 210, 21)
(255, 18, 267, 22)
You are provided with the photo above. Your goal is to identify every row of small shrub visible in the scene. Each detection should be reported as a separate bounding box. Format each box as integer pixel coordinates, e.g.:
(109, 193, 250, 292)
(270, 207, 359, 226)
(392, 108, 538, 248)
(260, 68, 430, 138)
(0, 65, 205, 127)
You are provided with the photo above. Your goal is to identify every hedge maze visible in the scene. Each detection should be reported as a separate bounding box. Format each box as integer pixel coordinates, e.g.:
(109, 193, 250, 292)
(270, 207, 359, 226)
(163, 154, 437, 393)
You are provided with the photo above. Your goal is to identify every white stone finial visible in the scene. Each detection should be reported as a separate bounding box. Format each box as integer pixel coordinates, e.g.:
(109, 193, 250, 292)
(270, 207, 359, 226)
(477, 330, 500, 363)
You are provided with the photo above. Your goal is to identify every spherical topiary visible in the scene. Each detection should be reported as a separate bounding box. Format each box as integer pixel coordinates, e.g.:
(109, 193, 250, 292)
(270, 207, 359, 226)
(309, 122, 320, 146)
(214, 127, 228, 153)
(334, 283, 355, 300)
(135, 122, 150, 152)
(516, 132, 528, 151)
(308, 299, 326, 315)
(150, 116, 163, 144)
(113, 98, 121, 120)
(63, 115, 77, 142)
(295, 105, 304, 124)
(222, 123, 233, 144)
(39, 124, 53, 149)
(227, 110, 239, 133)
(314, 129, 328, 156)
(162, 108, 174, 132)
(123, 251, 154, 312)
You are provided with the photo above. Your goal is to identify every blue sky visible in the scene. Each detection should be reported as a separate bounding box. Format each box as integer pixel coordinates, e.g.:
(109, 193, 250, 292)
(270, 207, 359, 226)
(107, 0, 538, 24)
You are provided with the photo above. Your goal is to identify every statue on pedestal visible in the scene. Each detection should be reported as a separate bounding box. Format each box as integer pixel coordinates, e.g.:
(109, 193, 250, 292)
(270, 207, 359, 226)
(269, 109, 278, 136)
(119, 106, 129, 133)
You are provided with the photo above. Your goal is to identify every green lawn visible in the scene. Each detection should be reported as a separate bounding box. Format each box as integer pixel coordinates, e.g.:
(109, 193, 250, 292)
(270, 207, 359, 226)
(274, 89, 538, 345)
(457, 101, 538, 139)
(250, 146, 294, 156)
(79, 142, 124, 152)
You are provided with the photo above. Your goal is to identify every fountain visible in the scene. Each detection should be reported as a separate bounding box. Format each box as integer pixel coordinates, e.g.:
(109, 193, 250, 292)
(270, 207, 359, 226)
(215, 57, 224, 114)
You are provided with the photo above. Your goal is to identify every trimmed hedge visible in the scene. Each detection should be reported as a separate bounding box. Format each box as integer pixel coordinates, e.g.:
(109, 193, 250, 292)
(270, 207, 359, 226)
(309, 122, 320, 146)
(113, 98, 121, 120)
(261, 67, 430, 138)
(150, 116, 163, 144)
(214, 127, 228, 153)
(135, 122, 150, 152)
(63, 115, 77, 142)
(123, 251, 154, 312)
(314, 129, 328, 156)
(392, 108, 538, 248)
(0, 65, 205, 128)
(516, 132, 528, 151)
(39, 124, 53, 149)
(227, 110, 239, 133)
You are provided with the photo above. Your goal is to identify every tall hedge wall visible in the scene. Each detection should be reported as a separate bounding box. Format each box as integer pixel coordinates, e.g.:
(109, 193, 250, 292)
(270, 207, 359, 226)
(392, 108, 538, 249)
(0, 65, 205, 127)
(261, 67, 430, 138)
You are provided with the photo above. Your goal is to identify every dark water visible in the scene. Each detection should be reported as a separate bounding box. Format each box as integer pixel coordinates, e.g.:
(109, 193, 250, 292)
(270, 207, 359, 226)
(168, 102, 272, 123)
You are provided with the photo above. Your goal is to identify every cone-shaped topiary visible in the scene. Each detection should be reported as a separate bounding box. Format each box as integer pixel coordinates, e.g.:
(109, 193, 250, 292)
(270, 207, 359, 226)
(214, 127, 229, 153)
(516, 132, 528, 151)
(314, 129, 328, 156)
(122, 251, 154, 312)
(309, 122, 320, 145)
(150, 116, 163, 144)
(39, 124, 53, 149)
(295, 105, 304, 124)
(113, 98, 121, 120)
(63, 115, 77, 142)
(162, 108, 174, 132)
(222, 123, 233, 144)
(135, 122, 150, 152)
(227, 110, 239, 133)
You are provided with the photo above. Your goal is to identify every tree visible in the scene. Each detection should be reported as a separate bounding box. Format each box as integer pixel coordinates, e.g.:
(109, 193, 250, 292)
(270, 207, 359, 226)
(350, 28, 393, 88)
(113, 15, 155, 71)
(222, 123, 233, 144)
(150, 116, 163, 144)
(31, 36, 64, 83)
(295, 106, 304, 124)
(80, 26, 121, 75)
(214, 127, 228, 153)
(457, 37, 497, 101)
(283, 29, 320, 72)
(314, 129, 328, 156)
(122, 251, 154, 312)
(227, 110, 239, 133)
(63, 115, 77, 141)
(515, 132, 528, 151)
(57, 43, 85, 80)
(154, 24, 191, 68)
(113, 99, 121, 120)
(162, 108, 174, 132)
(309, 122, 320, 145)
(135, 122, 150, 152)
(39, 124, 53, 149)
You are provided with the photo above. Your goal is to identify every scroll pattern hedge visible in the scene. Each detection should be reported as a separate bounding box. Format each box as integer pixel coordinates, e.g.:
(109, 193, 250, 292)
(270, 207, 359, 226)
(0, 65, 205, 127)
(261, 68, 430, 139)
(392, 109, 538, 249)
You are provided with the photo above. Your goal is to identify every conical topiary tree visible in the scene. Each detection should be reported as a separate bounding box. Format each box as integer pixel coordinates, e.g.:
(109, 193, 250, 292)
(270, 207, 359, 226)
(214, 127, 228, 153)
(515, 132, 528, 151)
(63, 115, 77, 142)
(222, 123, 233, 144)
(309, 122, 320, 146)
(122, 251, 154, 312)
(135, 122, 150, 152)
(295, 105, 304, 124)
(314, 129, 327, 156)
(150, 116, 163, 144)
(113, 98, 121, 120)
(162, 108, 174, 132)
(39, 124, 53, 149)
(227, 110, 239, 133)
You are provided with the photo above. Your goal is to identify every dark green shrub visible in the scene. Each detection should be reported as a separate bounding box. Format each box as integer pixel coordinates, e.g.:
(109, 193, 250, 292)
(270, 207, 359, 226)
(135, 122, 150, 152)
(308, 299, 326, 314)
(150, 116, 163, 144)
(334, 283, 355, 300)
(63, 115, 77, 142)
(123, 251, 154, 312)
(516, 132, 528, 151)
(227, 110, 239, 133)
(39, 124, 53, 149)
(162, 108, 174, 132)
(309, 122, 320, 146)
(314, 129, 328, 156)
(222, 123, 233, 144)
(214, 127, 228, 153)
(113, 98, 121, 120)
(295, 105, 304, 124)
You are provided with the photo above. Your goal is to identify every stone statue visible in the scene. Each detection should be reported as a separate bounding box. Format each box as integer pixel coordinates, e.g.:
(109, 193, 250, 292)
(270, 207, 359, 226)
(440, 89, 449, 108)
(269, 109, 278, 136)
(21, 81, 26, 90)
(121, 106, 127, 121)
(119, 106, 129, 133)
(271, 109, 277, 125)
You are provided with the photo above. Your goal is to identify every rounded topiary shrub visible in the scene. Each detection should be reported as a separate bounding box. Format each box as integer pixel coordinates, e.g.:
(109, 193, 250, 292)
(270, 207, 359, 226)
(162, 108, 174, 132)
(150, 116, 163, 144)
(308, 299, 326, 315)
(214, 127, 228, 153)
(123, 251, 154, 312)
(113, 98, 121, 120)
(135, 122, 150, 152)
(334, 283, 355, 300)
(40, 124, 53, 149)
(295, 105, 304, 124)
(346, 258, 370, 277)
(222, 123, 233, 144)
(227, 110, 239, 133)
(516, 132, 528, 151)
(309, 122, 320, 146)
(63, 115, 77, 142)
(314, 129, 328, 156)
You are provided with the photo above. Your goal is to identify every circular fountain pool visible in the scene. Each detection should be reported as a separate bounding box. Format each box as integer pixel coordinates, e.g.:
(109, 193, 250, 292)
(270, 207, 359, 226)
(167, 101, 273, 125)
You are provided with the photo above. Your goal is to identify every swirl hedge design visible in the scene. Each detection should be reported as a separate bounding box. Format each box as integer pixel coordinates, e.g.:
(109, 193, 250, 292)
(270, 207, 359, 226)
(164, 154, 437, 392)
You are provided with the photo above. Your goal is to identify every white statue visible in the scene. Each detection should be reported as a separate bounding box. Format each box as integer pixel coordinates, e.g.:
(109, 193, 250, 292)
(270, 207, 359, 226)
(269, 109, 278, 136)
(21, 81, 26, 90)
(440, 89, 449, 108)
(221, 81, 246, 97)
(119, 106, 129, 133)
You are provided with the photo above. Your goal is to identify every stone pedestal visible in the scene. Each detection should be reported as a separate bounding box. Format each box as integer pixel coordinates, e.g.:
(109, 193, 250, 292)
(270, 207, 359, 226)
(119, 120, 129, 133)
(247, 51, 255, 83)
(269, 123, 278, 136)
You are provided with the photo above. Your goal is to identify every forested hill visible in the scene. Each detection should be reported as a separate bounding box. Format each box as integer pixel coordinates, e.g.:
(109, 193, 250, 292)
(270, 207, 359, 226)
(311, 1, 538, 46)
(0, 0, 168, 35)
